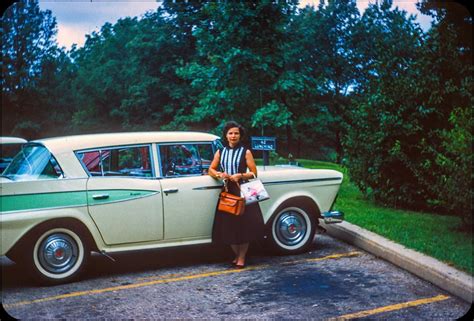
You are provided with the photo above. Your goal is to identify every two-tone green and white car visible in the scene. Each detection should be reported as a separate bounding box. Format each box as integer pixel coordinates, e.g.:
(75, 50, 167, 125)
(0, 132, 344, 284)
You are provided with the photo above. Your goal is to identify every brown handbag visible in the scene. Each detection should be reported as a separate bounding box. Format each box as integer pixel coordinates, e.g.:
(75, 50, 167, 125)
(218, 181, 245, 216)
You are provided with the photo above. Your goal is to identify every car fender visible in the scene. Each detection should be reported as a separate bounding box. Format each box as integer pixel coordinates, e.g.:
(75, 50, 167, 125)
(1, 207, 105, 256)
(260, 190, 322, 225)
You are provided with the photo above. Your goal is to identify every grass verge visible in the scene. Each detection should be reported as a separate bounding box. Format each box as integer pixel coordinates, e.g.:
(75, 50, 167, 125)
(259, 159, 473, 275)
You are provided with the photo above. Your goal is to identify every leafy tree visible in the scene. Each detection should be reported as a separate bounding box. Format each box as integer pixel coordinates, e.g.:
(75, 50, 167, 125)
(177, 0, 297, 139)
(342, 0, 426, 207)
(2, 0, 58, 138)
(68, 6, 204, 133)
(412, 1, 473, 226)
(343, 0, 472, 227)
(280, 0, 360, 159)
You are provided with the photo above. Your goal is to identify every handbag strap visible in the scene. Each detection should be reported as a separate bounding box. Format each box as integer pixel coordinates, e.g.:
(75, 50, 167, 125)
(223, 179, 241, 190)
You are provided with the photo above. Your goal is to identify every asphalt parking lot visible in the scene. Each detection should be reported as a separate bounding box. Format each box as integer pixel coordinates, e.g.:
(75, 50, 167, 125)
(1, 231, 470, 319)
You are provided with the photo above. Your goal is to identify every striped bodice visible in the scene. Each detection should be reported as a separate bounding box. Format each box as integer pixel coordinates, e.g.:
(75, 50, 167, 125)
(220, 146, 245, 175)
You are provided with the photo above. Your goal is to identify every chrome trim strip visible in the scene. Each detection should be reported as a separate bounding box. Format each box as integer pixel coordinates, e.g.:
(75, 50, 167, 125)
(193, 185, 223, 191)
(263, 177, 342, 186)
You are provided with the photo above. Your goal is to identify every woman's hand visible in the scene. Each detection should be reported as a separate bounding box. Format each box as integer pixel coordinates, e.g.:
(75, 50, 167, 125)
(217, 172, 231, 180)
(229, 173, 242, 183)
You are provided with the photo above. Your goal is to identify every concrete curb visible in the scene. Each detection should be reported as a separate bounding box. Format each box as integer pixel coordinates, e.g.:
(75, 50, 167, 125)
(319, 220, 473, 303)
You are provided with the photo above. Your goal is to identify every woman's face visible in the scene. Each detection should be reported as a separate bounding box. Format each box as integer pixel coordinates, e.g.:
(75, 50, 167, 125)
(226, 127, 241, 146)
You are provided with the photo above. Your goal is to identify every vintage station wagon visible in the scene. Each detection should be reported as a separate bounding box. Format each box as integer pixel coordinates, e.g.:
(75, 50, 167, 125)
(0, 132, 344, 284)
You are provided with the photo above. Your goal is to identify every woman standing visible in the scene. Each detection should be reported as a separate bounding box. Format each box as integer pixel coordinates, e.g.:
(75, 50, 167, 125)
(209, 121, 265, 268)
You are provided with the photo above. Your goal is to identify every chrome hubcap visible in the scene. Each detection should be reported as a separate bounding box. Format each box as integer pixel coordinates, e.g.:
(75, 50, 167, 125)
(275, 210, 307, 246)
(38, 233, 79, 274)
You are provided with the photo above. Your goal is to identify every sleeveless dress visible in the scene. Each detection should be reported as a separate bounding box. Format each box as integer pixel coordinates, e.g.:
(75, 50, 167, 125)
(212, 144, 265, 245)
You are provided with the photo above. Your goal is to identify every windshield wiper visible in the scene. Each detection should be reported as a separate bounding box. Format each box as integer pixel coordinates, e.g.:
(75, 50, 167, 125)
(0, 174, 13, 180)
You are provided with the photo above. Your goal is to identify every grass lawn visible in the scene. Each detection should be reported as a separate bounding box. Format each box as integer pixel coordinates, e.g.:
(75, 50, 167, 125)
(258, 159, 473, 275)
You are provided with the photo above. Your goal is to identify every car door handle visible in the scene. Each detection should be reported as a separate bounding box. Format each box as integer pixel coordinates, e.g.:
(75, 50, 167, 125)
(92, 194, 110, 200)
(163, 188, 179, 195)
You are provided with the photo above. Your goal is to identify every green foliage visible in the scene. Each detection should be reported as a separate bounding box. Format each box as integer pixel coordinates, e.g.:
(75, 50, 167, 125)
(2, 0, 58, 138)
(251, 101, 292, 129)
(342, 0, 472, 227)
(343, 0, 425, 204)
(176, 0, 296, 135)
(301, 159, 472, 275)
(432, 106, 473, 226)
(280, 0, 360, 160)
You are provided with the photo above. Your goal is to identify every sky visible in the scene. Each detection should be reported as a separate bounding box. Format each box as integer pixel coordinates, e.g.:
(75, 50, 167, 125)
(37, 0, 433, 50)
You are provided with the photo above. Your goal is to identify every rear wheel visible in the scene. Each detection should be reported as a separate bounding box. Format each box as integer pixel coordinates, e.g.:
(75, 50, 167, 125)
(267, 205, 317, 254)
(26, 227, 89, 285)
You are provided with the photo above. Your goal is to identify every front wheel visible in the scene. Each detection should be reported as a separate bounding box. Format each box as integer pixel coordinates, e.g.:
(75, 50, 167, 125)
(267, 205, 317, 254)
(27, 227, 89, 285)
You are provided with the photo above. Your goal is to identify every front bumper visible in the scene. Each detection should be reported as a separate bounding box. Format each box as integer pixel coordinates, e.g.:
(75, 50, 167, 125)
(321, 211, 344, 224)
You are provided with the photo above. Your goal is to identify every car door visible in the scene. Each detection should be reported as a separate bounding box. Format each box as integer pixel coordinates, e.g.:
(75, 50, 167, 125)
(158, 142, 222, 241)
(77, 145, 164, 245)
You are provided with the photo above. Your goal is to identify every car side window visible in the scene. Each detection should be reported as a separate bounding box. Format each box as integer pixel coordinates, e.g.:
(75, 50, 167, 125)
(77, 145, 152, 178)
(159, 143, 213, 177)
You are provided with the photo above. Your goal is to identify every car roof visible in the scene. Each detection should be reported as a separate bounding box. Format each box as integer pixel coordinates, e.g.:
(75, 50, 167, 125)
(33, 132, 220, 154)
(0, 136, 28, 144)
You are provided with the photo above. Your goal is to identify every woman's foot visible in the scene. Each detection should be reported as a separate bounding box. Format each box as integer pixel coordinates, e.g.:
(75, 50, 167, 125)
(235, 257, 246, 269)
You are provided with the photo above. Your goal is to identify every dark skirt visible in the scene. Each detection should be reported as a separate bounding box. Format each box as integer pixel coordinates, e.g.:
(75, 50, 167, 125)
(212, 181, 265, 245)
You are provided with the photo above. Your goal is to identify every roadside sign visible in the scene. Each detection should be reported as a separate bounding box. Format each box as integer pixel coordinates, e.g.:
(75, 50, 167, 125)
(251, 136, 276, 151)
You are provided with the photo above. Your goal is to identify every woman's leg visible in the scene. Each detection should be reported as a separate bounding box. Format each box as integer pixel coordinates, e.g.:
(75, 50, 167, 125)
(236, 243, 249, 266)
(230, 245, 239, 263)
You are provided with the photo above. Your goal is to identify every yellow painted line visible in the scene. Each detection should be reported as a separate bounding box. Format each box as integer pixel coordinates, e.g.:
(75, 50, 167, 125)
(4, 251, 360, 309)
(136, 251, 361, 282)
(283, 251, 361, 265)
(331, 294, 450, 320)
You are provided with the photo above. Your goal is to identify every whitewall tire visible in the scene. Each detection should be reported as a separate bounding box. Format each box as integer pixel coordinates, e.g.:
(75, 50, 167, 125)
(30, 227, 89, 284)
(268, 205, 316, 254)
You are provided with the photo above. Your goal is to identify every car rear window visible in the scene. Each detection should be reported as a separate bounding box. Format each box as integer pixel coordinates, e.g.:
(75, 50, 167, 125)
(77, 145, 153, 178)
(2, 144, 64, 181)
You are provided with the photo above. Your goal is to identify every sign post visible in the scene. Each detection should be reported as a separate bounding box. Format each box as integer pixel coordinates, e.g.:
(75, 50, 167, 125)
(251, 136, 276, 166)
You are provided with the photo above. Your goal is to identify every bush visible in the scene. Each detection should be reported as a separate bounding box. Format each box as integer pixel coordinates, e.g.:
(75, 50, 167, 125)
(431, 107, 473, 228)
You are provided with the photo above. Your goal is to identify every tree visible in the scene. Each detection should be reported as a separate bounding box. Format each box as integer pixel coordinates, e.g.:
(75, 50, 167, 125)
(280, 0, 360, 159)
(68, 6, 205, 133)
(2, 0, 58, 138)
(342, 0, 426, 207)
(177, 0, 297, 140)
(413, 0, 473, 226)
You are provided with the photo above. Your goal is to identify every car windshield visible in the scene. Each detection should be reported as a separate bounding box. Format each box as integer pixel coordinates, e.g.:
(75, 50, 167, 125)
(2, 144, 64, 181)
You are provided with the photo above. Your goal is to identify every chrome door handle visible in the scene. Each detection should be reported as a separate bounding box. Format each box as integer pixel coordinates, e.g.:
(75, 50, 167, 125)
(92, 194, 110, 200)
(163, 188, 179, 195)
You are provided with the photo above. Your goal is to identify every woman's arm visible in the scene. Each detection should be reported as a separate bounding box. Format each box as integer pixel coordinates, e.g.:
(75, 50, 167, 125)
(208, 150, 230, 180)
(208, 150, 221, 179)
(244, 149, 257, 178)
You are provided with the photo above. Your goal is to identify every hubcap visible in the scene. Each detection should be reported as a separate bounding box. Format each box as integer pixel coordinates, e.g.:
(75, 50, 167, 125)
(38, 233, 79, 274)
(275, 210, 307, 246)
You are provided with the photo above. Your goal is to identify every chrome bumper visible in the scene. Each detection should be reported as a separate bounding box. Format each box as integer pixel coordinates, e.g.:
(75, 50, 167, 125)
(321, 211, 344, 224)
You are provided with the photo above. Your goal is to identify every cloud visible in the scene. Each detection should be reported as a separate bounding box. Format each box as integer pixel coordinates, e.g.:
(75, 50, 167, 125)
(40, 0, 432, 50)
(299, 0, 432, 30)
(39, 0, 160, 49)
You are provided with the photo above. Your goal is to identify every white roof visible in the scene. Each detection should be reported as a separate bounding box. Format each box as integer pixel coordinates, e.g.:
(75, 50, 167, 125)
(0, 136, 27, 144)
(34, 131, 220, 154)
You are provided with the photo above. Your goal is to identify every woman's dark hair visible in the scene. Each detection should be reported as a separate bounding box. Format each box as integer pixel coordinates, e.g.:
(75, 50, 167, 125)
(222, 121, 246, 146)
